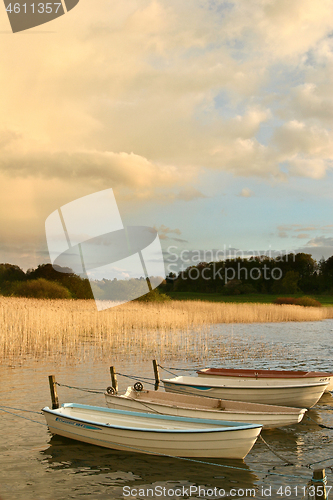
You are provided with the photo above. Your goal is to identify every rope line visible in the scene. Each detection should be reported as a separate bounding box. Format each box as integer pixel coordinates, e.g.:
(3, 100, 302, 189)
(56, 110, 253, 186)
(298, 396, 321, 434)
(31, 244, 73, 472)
(158, 365, 202, 372)
(123, 397, 165, 415)
(0, 405, 43, 414)
(115, 372, 156, 387)
(0, 407, 47, 426)
(55, 383, 104, 394)
(157, 365, 178, 377)
(311, 476, 327, 484)
(116, 372, 156, 382)
(259, 435, 294, 465)
(307, 456, 333, 467)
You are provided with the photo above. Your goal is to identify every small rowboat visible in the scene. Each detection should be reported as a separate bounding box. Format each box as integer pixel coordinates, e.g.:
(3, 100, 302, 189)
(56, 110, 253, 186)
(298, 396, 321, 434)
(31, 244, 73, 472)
(42, 403, 262, 459)
(161, 376, 328, 408)
(197, 368, 333, 392)
(105, 386, 307, 428)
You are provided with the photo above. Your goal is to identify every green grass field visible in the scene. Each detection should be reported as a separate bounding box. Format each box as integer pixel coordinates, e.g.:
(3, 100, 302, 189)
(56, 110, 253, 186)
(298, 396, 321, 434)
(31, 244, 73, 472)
(166, 292, 333, 306)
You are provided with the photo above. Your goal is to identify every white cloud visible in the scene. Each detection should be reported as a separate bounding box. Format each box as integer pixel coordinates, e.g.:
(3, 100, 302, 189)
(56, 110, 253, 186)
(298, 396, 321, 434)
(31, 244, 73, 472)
(238, 188, 254, 197)
(0, 1, 332, 183)
(291, 83, 333, 121)
(305, 236, 333, 248)
(288, 158, 329, 179)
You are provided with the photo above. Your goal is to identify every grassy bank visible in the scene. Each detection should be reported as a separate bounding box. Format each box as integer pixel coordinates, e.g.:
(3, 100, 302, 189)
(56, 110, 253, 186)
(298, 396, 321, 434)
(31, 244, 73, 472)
(167, 292, 333, 306)
(1, 297, 333, 361)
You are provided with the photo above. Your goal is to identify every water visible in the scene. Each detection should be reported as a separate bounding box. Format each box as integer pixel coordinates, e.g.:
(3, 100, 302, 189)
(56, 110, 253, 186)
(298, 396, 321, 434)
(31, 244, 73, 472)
(1, 321, 333, 499)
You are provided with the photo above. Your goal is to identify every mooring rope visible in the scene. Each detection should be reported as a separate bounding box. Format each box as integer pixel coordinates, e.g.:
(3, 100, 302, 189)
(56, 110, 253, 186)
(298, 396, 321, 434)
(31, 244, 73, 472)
(259, 435, 294, 465)
(157, 365, 178, 377)
(0, 404, 43, 414)
(158, 365, 202, 372)
(115, 372, 156, 387)
(55, 382, 105, 394)
(307, 456, 333, 467)
(124, 397, 165, 415)
(0, 407, 47, 426)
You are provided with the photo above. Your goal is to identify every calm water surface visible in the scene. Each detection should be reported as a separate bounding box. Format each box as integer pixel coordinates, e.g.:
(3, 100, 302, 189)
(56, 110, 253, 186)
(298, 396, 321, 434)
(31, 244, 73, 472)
(1, 321, 333, 500)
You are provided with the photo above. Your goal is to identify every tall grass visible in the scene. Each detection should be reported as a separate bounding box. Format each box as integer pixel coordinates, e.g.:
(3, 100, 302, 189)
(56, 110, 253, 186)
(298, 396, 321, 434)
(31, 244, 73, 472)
(1, 297, 332, 361)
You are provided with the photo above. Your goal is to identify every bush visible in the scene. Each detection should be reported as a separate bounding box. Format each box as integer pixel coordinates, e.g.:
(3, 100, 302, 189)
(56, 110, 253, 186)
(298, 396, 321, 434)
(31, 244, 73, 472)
(296, 297, 322, 307)
(273, 297, 299, 305)
(135, 288, 171, 303)
(13, 278, 72, 299)
(273, 296, 322, 307)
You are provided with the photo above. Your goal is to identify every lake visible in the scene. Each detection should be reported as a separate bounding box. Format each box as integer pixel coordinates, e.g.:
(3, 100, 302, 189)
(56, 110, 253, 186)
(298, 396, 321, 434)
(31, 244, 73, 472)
(1, 320, 333, 499)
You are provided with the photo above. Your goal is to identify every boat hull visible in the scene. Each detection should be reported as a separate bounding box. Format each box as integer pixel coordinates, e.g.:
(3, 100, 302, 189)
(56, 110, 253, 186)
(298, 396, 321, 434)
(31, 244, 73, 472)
(105, 387, 306, 428)
(42, 403, 262, 459)
(197, 368, 333, 392)
(161, 377, 328, 408)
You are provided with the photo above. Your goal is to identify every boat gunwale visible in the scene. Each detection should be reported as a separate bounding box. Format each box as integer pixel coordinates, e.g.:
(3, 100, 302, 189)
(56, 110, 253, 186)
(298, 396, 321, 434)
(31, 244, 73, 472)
(161, 377, 329, 390)
(198, 368, 333, 379)
(42, 404, 262, 433)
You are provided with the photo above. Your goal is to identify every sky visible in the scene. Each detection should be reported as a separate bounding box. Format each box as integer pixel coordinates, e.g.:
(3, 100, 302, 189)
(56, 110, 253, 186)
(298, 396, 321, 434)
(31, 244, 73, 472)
(0, 0, 333, 275)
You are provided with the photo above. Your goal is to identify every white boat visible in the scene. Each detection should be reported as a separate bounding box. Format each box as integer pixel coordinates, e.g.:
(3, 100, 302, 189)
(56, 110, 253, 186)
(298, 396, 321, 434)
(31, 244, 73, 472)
(161, 376, 328, 408)
(42, 403, 262, 459)
(197, 367, 333, 392)
(105, 386, 307, 428)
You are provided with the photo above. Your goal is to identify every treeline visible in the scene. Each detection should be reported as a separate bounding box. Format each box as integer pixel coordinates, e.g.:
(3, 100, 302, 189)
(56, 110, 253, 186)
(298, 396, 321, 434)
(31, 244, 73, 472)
(1, 252, 333, 300)
(163, 253, 333, 295)
(0, 263, 93, 299)
(0, 263, 168, 301)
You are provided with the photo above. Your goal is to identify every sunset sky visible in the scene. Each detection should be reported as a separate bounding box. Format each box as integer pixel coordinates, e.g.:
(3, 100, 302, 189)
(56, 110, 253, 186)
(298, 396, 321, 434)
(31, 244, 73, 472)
(1, 0, 333, 273)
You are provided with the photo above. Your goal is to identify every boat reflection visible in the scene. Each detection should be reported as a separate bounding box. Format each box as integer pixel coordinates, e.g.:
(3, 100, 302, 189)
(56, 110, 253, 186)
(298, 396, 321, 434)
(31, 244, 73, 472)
(40, 435, 259, 496)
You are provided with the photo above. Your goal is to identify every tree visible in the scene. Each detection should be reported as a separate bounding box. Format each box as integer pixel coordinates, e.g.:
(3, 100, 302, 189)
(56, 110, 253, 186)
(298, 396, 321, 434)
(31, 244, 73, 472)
(13, 278, 71, 299)
(272, 271, 300, 294)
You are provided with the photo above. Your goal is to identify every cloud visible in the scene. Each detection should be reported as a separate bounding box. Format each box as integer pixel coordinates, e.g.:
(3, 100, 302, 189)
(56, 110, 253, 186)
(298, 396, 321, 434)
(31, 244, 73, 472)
(238, 188, 254, 197)
(296, 236, 333, 260)
(175, 187, 207, 201)
(154, 224, 187, 243)
(290, 83, 333, 122)
(0, 1, 332, 184)
(0, 147, 188, 188)
(273, 121, 333, 156)
(277, 225, 333, 253)
(304, 236, 333, 248)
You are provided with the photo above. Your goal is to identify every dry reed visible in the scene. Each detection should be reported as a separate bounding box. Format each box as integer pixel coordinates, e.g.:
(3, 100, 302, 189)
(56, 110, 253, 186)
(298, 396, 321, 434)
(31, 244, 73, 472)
(1, 297, 332, 361)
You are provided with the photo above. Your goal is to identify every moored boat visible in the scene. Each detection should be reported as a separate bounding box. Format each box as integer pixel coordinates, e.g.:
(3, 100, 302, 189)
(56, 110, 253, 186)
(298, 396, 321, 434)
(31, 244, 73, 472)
(105, 386, 307, 428)
(161, 376, 328, 408)
(42, 403, 262, 459)
(197, 368, 333, 392)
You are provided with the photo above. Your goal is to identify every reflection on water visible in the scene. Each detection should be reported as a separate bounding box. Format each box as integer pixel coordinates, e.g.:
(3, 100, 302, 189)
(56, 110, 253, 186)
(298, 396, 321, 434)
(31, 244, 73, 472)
(41, 437, 259, 499)
(0, 320, 333, 499)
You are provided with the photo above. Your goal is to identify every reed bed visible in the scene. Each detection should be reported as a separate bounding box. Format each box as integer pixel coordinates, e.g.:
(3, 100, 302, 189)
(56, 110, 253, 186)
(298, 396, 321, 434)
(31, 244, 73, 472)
(1, 297, 332, 361)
